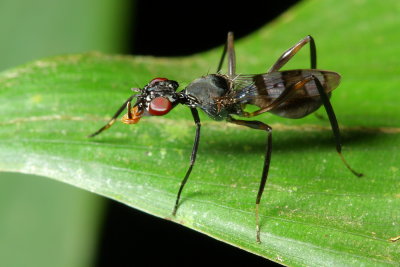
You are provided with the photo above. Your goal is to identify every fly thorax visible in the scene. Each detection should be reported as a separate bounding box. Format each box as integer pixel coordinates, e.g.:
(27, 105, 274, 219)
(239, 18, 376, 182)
(184, 74, 239, 120)
(185, 75, 229, 104)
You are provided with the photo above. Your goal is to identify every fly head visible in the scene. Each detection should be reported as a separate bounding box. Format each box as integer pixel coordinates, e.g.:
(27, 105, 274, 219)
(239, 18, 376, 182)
(121, 77, 180, 124)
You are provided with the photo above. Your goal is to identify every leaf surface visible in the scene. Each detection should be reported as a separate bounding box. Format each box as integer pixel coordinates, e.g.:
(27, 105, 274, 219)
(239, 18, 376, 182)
(1, 0, 399, 265)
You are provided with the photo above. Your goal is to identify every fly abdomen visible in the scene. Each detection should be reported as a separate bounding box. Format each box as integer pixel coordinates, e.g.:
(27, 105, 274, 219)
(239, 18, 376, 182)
(234, 69, 340, 118)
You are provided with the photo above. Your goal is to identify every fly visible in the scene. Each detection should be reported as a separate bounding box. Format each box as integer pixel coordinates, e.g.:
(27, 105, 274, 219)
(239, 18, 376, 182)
(89, 32, 362, 243)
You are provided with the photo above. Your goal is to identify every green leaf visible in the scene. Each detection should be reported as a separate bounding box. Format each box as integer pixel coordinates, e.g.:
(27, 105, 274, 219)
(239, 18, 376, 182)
(0, 0, 131, 266)
(1, 0, 399, 266)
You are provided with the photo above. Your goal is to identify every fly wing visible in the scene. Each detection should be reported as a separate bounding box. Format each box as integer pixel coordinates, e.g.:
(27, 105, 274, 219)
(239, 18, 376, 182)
(232, 69, 341, 105)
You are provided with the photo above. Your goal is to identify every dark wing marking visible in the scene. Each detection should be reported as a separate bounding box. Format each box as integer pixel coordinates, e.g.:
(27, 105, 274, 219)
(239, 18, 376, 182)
(232, 69, 341, 105)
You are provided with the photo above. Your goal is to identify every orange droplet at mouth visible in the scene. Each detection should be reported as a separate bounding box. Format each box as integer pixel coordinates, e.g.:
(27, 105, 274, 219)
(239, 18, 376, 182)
(121, 106, 143, 124)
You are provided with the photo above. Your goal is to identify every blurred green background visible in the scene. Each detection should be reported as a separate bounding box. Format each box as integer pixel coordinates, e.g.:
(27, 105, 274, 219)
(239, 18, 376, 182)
(0, 1, 132, 266)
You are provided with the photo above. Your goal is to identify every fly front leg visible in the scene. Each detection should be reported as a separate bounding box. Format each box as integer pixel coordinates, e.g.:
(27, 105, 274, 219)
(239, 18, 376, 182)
(173, 108, 201, 216)
(227, 116, 272, 243)
(216, 32, 236, 78)
(268, 35, 317, 72)
(88, 94, 137, 137)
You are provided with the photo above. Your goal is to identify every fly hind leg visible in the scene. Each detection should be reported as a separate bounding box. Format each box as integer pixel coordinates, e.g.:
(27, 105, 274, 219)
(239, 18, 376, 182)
(311, 75, 363, 177)
(268, 35, 317, 72)
(243, 74, 361, 177)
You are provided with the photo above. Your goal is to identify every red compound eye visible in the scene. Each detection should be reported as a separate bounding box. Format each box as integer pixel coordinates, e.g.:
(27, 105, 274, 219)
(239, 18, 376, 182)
(149, 77, 168, 87)
(149, 97, 172, 116)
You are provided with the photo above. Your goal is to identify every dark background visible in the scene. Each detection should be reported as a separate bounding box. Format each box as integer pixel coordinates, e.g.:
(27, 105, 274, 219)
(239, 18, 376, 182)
(97, 1, 300, 266)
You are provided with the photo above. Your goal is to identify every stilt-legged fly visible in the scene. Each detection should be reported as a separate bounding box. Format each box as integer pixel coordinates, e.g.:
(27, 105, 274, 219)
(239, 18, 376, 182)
(89, 32, 362, 243)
